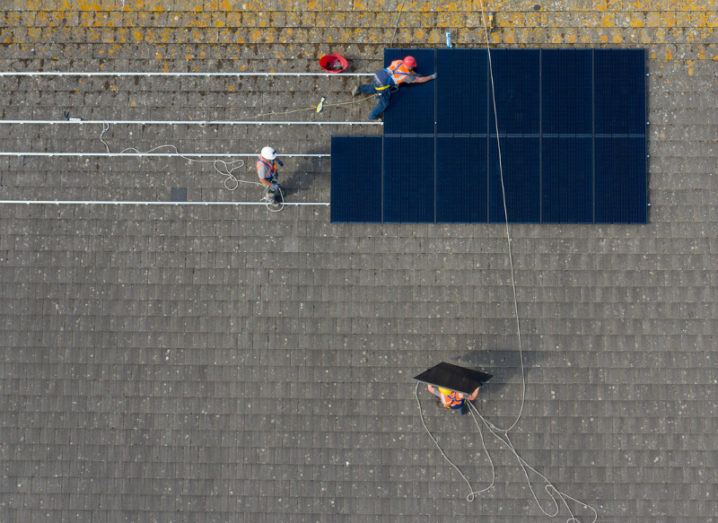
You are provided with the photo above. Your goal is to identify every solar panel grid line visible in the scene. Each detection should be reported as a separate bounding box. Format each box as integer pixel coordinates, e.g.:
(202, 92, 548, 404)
(594, 133, 645, 138)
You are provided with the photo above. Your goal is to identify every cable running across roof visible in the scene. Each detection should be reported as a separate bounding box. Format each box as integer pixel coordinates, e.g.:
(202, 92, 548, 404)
(413, 1, 598, 521)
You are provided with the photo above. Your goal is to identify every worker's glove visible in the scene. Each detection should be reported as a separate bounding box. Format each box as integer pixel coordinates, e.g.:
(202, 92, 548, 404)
(276, 159, 284, 167)
(270, 182, 280, 192)
(428, 73, 438, 80)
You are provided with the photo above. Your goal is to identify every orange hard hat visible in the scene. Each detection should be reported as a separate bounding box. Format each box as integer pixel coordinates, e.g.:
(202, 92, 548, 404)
(402, 55, 417, 68)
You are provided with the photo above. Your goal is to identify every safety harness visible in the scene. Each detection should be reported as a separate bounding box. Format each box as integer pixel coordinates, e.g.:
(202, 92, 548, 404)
(257, 156, 278, 182)
(374, 60, 413, 91)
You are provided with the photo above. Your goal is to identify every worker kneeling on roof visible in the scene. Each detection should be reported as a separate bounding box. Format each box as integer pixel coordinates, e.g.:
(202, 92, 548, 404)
(352, 55, 436, 120)
(256, 146, 283, 203)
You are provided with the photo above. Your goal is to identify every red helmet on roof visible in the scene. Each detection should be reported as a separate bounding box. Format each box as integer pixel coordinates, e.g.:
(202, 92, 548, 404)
(402, 55, 417, 68)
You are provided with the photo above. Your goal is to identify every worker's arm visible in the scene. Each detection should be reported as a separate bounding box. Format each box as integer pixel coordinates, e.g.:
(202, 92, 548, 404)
(412, 73, 437, 84)
(468, 387, 480, 401)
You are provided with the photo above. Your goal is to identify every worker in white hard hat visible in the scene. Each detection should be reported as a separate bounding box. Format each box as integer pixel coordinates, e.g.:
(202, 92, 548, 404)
(256, 146, 283, 202)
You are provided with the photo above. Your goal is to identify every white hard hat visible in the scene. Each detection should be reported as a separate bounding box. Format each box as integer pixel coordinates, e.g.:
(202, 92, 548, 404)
(260, 146, 277, 160)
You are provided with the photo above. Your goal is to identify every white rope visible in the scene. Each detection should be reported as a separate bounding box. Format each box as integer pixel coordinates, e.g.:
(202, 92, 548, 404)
(413, 2, 599, 521)
(97, 124, 295, 211)
(99, 124, 251, 192)
(467, 402, 598, 523)
(0, 71, 373, 77)
(413, 383, 495, 501)
(481, 0, 526, 433)
(0, 119, 380, 126)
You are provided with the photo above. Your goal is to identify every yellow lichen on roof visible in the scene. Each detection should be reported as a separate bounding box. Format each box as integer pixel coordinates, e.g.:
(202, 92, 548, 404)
(2, 0, 715, 76)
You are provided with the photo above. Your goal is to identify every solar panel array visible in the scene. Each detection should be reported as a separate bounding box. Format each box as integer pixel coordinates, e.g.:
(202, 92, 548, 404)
(331, 48, 648, 224)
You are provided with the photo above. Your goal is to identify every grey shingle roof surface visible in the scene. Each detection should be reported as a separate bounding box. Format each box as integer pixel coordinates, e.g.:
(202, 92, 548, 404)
(0, 3, 717, 522)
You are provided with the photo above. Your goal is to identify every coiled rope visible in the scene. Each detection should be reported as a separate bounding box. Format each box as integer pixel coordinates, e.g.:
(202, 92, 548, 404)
(99, 123, 291, 211)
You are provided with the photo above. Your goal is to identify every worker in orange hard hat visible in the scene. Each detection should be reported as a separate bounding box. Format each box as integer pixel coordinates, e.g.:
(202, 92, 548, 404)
(427, 384, 480, 414)
(352, 55, 437, 120)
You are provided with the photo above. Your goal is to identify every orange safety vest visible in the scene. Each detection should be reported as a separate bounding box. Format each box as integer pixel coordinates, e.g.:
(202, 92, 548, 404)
(438, 387, 465, 409)
(386, 59, 414, 86)
(256, 156, 278, 181)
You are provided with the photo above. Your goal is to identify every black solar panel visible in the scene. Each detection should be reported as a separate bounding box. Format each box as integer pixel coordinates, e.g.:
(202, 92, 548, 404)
(489, 49, 540, 135)
(595, 137, 647, 223)
(414, 362, 493, 395)
(436, 49, 487, 134)
(489, 136, 541, 223)
(330, 136, 382, 222)
(542, 137, 593, 223)
(435, 137, 487, 223)
(330, 48, 647, 224)
(383, 136, 434, 223)
(542, 49, 593, 134)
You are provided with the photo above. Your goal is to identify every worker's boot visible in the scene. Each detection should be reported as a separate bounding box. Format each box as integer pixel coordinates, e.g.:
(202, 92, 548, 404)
(261, 189, 274, 203)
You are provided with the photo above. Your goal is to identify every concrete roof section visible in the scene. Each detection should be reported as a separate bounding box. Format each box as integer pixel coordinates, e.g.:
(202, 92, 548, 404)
(0, 1, 716, 521)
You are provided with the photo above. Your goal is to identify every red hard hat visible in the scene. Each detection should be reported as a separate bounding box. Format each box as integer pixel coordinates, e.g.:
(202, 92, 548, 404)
(402, 55, 417, 68)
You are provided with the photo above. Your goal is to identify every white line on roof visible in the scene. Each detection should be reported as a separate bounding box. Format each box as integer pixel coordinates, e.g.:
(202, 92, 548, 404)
(0, 152, 330, 158)
(0, 71, 373, 77)
(0, 200, 330, 206)
(0, 120, 380, 126)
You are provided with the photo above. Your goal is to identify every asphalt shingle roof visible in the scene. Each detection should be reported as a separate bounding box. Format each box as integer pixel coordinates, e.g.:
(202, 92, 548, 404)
(0, 1, 716, 522)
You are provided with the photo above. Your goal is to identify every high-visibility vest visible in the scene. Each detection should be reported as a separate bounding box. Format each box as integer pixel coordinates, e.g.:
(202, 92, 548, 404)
(256, 156, 278, 181)
(438, 387, 464, 408)
(386, 60, 414, 86)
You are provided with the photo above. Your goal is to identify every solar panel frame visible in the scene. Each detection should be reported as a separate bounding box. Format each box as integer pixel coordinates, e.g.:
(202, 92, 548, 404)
(330, 136, 383, 223)
(435, 137, 489, 223)
(542, 137, 593, 223)
(436, 48, 488, 135)
(383, 136, 435, 223)
(594, 136, 648, 223)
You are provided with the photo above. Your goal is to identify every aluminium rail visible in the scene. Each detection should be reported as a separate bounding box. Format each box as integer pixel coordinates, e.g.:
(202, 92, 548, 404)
(0, 119, 380, 126)
(0, 200, 330, 207)
(0, 152, 331, 158)
(0, 71, 373, 77)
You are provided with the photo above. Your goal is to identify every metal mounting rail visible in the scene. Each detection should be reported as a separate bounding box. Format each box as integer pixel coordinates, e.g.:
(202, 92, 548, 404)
(0, 152, 331, 158)
(0, 71, 373, 77)
(0, 200, 330, 207)
(0, 120, 380, 126)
